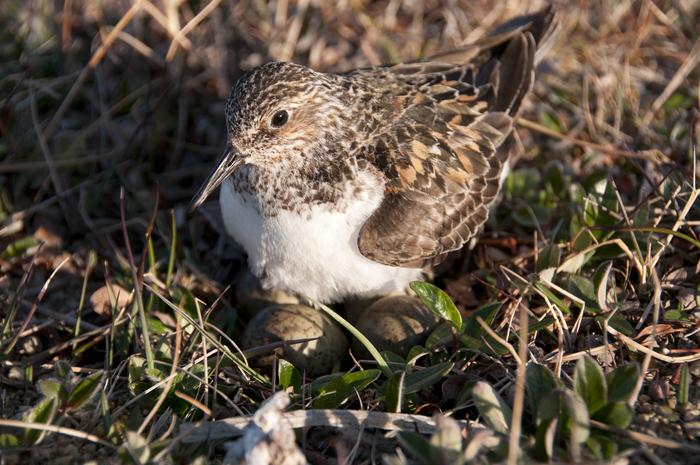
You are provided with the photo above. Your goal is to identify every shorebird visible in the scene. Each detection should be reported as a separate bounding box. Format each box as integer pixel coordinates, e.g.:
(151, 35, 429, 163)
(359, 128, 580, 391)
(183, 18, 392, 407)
(193, 8, 557, 303)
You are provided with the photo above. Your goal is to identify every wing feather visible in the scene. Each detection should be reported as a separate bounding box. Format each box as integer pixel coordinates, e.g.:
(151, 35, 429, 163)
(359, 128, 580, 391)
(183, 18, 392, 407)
(357, 9, 555, 268)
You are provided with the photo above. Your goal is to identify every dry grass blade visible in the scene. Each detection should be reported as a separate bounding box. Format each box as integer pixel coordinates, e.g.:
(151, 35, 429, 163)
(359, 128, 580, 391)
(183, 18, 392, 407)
(517, 118, 670, 162)
(137, 310, 182, 436)
(2, 256, 69, 355)
(507, 301, 529, 465)
(590, 420, 700, 453)
(476, 316, 523, 367)
(165, 0, 223, 61)
(0, 419, 115, 449)
(44, 0, 145, 138)
(643, 35, 700, 125)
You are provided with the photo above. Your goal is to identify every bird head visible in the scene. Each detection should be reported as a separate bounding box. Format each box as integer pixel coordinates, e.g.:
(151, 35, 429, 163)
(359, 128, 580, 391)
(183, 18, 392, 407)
(192, 62, 348, 208)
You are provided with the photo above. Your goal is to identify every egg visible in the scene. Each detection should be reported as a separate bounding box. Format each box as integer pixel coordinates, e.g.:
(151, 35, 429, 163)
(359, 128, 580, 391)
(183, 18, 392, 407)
(234, 271, 299, 320)
(352, 295, 440, 357)
(242, 304, 348, 376)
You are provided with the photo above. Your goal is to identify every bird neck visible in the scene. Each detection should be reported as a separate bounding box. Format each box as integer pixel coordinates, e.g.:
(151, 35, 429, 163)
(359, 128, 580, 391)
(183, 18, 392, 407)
(230, 157, 364, 215)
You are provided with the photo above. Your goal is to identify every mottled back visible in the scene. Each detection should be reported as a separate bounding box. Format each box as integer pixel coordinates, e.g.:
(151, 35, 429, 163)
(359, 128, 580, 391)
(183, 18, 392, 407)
(354, 8, 557, 267)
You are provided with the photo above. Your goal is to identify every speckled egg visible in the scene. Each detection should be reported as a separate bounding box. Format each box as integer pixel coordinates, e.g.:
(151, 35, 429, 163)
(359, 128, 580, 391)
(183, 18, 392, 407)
(234, 271, 300, 320)
(352, 295, 440, 357)
(242, 304, 348, 376)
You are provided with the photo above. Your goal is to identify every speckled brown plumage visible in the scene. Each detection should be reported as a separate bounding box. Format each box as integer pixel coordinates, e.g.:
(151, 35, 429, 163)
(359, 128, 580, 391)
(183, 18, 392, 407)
(193, 8, 557, 302)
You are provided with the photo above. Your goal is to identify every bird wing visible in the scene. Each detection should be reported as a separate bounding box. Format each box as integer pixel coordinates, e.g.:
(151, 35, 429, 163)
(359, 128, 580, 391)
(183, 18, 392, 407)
(356, 8, 555, 268)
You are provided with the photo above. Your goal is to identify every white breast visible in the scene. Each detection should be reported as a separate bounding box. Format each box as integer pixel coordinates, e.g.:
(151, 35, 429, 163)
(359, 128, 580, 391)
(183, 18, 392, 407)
(219, 173, 422, 303)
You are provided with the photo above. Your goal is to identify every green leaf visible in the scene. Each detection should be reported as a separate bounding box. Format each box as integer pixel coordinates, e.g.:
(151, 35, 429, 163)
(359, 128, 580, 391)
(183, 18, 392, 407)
(472, 381, 512, 434)
(574, 355, 607, 413)
(119, 431, 151, 464)
(2, 236, 40, 258)
(526, 362, 560, 415)
(460, 302, 503, 353)
(410, 282, 462, 331)
(54, 360, 72, 383)
(314, 369, 381, 409)
(127, 356, 147, 395)
(0, 434, 19, 448)
(558, 250, 594, 274)
(587, 433, 618, 459)
(535, 417, 558, 462)
(385, 371, 405, 413)
(536, 244, 561, 274)
(527, 317, 556, 334)
(67, 370, 103, 410)
(100, 390, 112, 435)
(562, 390, 590, 447)
(425, 323, 453, 349)
(430, 415, 463, 453)
(464, 302, 501, 333)
(278, 359, 301, 392)
(405, 346, 428, 365)
(38, 378, 68, 402)
(599, 313, 635, 336)
(567, 275, 599, 313)
(538, 389, 590, 449)
(535, 282, 572, 315)
(539, 109, 563, 133)
(606, 364, 639, 404)
(403, 362, 454, 394)
(505, 168, 540, 198)
(22, 397, 58, 445)
(594, 261, 613, 310)
(127, 355, 164, 396)
(664, 309, 685, 321)
(586, 435, 603, 459)
(512, 204, 552, 228)
(397, 431, 436, 464)
(592, 402, 633, 428)
(543, 161, 565, 196)
(662, 92, 693, 110)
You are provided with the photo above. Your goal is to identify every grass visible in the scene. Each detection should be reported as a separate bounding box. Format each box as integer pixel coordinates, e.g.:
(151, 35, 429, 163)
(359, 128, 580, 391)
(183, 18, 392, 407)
(1, 0, 699, 463)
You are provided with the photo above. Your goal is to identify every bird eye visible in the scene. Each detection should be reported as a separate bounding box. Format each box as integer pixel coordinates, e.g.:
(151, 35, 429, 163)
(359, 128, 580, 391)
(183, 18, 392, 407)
(270, 110, 288, 128)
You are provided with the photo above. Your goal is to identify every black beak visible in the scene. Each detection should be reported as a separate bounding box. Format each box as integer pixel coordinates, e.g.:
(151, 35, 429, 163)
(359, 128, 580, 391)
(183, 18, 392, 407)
(191, 146, 244, 210)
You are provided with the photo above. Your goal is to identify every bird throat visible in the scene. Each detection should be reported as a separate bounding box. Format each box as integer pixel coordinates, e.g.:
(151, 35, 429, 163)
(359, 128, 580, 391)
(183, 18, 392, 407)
(228, 157, 374, 217)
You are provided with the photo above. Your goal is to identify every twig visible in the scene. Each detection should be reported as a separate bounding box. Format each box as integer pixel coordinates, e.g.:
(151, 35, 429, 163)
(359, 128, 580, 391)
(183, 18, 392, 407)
(180, 409, 483, 444)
